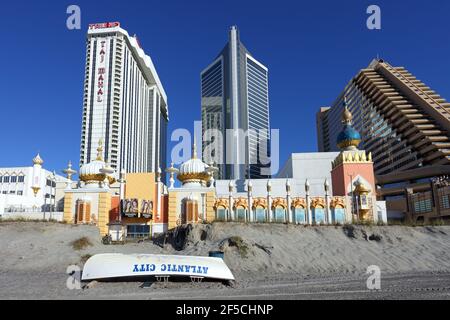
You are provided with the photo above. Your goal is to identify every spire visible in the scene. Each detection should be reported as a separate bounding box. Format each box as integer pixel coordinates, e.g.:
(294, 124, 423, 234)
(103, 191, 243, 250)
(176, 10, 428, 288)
(342, 97, 353, 125)
(33, 153, 44, 166)
(63, 160, 76, 181)
(96, 138, 104, 161)
(337, 96, 361, 151)
(192, 134, 198, 159)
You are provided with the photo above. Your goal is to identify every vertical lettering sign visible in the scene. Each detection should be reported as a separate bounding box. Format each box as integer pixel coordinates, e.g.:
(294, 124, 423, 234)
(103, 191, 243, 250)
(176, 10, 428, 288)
(97, 41, 107, 103)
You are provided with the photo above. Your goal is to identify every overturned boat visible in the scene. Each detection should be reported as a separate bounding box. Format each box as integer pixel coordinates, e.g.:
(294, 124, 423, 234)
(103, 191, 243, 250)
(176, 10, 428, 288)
(81, 253, 235, 282)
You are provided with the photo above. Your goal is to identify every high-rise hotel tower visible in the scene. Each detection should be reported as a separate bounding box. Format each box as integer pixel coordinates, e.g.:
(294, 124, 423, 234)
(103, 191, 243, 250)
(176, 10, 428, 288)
(317, 59, 450, 208)
(201, 26, 271, 180)
(79, 22, 168, 177)
(317, 59, 450, 176)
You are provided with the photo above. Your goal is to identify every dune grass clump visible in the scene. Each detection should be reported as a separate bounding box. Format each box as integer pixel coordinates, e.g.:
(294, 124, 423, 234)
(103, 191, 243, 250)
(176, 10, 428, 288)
(71, 237, 93, 251)
(228, 236, 249, 258)
(80, 254, 92, 264)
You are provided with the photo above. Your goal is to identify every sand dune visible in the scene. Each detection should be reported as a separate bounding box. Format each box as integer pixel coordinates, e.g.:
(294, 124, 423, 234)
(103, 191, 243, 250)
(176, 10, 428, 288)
(1, 221, 450, 299)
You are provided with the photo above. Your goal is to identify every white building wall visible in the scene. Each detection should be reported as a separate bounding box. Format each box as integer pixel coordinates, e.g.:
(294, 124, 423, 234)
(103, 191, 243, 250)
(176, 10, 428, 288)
(0, 166, 67, 214)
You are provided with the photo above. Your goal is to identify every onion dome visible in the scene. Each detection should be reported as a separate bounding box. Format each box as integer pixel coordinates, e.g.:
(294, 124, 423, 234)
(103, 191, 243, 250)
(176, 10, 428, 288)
(101, 162, 116, 185)
(337, 98, 361, 150)
(79, 139, 107, 184)
(354, 178, 370, 194)
(33, 153, 44, 166)
(177, 138, 210, 185)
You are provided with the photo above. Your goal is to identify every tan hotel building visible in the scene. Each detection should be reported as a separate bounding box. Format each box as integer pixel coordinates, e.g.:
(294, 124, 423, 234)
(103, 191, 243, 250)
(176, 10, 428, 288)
(317, 59, 450, 222)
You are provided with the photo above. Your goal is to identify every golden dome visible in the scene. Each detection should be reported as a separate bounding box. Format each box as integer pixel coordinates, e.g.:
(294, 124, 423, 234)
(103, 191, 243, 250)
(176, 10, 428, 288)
(176, 137, 210, 185)
(342, 107, 353, 123)
(354, 179, 370, 194)
(78, 139, 112, 184)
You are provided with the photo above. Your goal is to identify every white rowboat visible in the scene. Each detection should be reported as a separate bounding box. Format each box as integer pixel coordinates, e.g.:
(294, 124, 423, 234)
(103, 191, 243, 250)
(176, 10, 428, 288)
(82, 253, 235, 281)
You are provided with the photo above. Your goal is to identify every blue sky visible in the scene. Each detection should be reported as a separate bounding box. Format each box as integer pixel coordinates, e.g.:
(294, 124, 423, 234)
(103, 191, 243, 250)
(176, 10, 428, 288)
(0, 0, 449, 176)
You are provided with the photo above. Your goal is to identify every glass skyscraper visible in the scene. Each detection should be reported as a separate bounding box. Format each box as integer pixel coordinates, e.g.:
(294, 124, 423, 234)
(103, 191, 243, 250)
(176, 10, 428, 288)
(201, 26, 271, 180)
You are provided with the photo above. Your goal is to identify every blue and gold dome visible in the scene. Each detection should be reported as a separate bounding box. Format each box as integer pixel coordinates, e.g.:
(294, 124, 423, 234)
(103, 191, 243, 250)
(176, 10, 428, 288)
(336, 100, 361, 150)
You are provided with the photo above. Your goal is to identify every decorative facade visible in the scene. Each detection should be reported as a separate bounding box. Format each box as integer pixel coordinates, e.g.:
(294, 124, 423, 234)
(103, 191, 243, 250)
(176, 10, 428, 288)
(62, 106, 385, 239)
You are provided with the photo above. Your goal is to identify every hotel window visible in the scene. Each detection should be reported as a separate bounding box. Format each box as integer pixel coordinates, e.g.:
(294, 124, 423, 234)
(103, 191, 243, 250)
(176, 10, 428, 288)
(17, 191, 23, 196)
(0, 176, 2, 183)
(414, 199, 432, 214)
(3, 176, 10, 183)
(18, 176, 24, 183)
(11, 176, 17, 183)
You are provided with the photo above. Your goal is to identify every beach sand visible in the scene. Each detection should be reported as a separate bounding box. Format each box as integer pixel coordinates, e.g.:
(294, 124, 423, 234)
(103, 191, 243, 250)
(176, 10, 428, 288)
(1, 221, 450, 299)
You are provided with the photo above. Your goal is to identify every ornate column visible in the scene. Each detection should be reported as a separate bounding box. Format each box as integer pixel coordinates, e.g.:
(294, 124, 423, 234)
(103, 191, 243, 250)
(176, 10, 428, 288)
(324, 178, 331, 224)
(31, 153, 44, 197)
(305, 179, 312, 225)
(117, 169, 126, 222)
(267, 180, 272, 222)
(63, 161, 76, 190)
(247, 179, 253, 222)
(156, 167, 162, 220)
(165, 163, 178, 189)
(228, 180, 234, 221)
(286, 179, 292, 223)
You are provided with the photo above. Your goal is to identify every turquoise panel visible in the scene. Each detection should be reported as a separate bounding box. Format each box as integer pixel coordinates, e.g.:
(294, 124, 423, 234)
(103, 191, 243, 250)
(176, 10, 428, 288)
(313, 208, 325, 224)
(294, 208, 306, 224)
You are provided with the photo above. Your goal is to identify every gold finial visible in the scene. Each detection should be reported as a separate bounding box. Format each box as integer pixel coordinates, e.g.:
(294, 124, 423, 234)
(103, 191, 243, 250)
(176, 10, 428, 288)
(96, 138, 104, 161)
(341, 96, 352, 125)
(192, 134, 198, 159)
(33, 153, 44, 166)
(31, 186, 40, 197)
(63, 160, 76, 180)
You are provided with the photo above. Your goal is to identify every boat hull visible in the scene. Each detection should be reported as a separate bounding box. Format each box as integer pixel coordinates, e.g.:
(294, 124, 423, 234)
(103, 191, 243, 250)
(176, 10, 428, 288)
(81, 253, 235, 281)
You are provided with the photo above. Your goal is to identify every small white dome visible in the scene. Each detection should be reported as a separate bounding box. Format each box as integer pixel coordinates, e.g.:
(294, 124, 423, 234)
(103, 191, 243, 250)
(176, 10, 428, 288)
(79, 160, 106, 182)
(176, 138, 210, 187)
(179, 158, 208, 176)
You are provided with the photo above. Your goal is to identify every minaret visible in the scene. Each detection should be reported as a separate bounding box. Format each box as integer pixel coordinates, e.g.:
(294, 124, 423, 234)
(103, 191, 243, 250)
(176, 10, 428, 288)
(63, 161, 76, 190)
(305, 179, 312, 224)
(266, 180, 272, 222)
(247, 179, 253, 222)
(331, 98, 377, 223)
(31, 153, 44, 197)
(166, 162, 178, 189)
(286, 179, 292, 223)
(228, 180, 234, 221)
(156, 167, 162, 220)
(324, 178, 331, 224)
(331, 99, 376, 197)
(118, 169, 126, 222)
